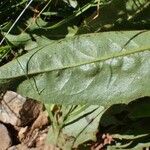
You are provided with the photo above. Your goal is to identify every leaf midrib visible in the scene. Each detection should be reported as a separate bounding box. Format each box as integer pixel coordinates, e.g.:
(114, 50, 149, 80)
(1, 46, 150, 79)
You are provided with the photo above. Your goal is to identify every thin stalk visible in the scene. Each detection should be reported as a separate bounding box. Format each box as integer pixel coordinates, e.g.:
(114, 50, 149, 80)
(0, 0, 33, 45)
(41, 0, 108, 30)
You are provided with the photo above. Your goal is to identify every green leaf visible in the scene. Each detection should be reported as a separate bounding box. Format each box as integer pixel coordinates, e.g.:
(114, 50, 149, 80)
(0, 31, 150, 105)
(0, 46, 11, 62)
(107, 141, 150, 150)
(4, 32, 54, 49)
(46, 105, 104, 149)
(107, 134, 150, 150)
(78, 0, 150, 33)
(128, 97, 150, 119)
(63, 0, 78, 8)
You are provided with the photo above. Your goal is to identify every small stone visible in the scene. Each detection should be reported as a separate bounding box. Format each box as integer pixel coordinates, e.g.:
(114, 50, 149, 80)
(31, 111, 49, 132)
(19, 111, 49, 146)
(0, 91, 43, 126)
(0, 123, 12, 150)
(18, 126, 28, 141)
(8, 144, 28, 150)
(35, 128, 49, 147)
(8, 144, 41, 150)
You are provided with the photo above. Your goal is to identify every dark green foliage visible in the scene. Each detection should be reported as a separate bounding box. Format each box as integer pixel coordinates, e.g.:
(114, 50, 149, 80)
(0, 0, 150, 149)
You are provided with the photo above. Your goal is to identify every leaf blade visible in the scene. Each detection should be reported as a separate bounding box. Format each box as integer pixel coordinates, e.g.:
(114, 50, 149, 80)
(0, 31, 150, 105)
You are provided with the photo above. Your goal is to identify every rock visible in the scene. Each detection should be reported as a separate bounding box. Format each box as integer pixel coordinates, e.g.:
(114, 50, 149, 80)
(18, 111, 49, 146)
(35, 127, 49, 147)
(18, 126, 28, 141)
(0, 123, 12, 150)
(31, 111, 49, 132)
(0, 91, 50, 150)
(0, 91, 43, 126)
(8, 144, 48, 150)
(8, 144, 29, 150)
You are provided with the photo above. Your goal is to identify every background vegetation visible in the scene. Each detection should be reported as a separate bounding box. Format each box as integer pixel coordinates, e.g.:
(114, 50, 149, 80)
(0, 0, 150, 149)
